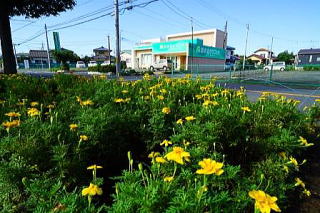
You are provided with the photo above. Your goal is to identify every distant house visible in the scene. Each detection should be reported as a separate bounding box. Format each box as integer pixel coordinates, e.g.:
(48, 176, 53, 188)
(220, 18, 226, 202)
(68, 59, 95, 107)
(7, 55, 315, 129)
(29, 50, 55, 64)
(226, 46, 239, 64)
(121, 50, 132, 68)
(247, 48, 275, 65)
(92, 46, 112, 62)
(297, 48, 320, 66)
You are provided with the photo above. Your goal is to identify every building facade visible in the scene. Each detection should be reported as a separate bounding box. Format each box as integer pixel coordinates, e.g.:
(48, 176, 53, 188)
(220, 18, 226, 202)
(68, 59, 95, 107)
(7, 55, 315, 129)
(297, 48, 320, 66)
(92, 46, 112, 62)
(132, 29, 227, 71)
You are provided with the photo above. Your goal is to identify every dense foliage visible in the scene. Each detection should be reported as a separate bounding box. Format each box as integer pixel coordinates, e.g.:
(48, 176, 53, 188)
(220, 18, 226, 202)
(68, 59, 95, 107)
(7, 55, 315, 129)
(0, 74, 319, 212)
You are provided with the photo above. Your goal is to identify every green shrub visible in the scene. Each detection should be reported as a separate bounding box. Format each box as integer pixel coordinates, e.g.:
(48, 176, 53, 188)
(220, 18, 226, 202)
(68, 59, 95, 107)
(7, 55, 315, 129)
(0, 74, 318, 212)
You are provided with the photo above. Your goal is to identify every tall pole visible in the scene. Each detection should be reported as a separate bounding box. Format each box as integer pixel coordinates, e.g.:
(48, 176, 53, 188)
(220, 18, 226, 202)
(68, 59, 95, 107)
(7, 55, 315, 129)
(242, 24, 249, 72)
(114, 0, 121, 77)
(269, 37, 274, 81)
(108, 35, 111, 65)
(190, 17, 194, 74)
(13, 44, 18, 69)
(45, 24, 51, 70)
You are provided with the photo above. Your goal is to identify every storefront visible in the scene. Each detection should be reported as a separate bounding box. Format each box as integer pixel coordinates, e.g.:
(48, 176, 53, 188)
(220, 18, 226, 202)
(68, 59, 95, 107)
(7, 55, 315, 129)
(132, 39, 226, 71)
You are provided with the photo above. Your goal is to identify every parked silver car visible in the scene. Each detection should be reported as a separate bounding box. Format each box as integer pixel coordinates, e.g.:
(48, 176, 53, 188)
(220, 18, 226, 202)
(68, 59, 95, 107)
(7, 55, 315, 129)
(149, 59, 172, 71)
(264, 62, 286, 71)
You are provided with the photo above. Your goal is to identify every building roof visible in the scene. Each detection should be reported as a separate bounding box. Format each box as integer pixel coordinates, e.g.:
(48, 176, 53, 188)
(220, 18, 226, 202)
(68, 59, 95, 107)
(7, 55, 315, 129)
(121, 50, 132, 55)
(29, 50, 48, 58)
(254, 48, 271, 53)
(93, 46, 111, 51)
(248, 54, 266, 60)
(298, 48, 320, 55)
(166, 29, 223, 39)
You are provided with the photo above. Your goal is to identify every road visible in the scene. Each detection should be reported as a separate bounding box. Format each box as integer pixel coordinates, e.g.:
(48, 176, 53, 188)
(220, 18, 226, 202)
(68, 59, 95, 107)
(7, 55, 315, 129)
(17, 70, 320, 108)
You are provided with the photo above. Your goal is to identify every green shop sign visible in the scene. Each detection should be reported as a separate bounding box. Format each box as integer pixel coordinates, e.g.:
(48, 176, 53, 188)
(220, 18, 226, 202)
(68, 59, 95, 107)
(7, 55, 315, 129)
(189, 44, 226, 60)
(152, 40, 188, 54)
(134, 45, 152, 50)
(152, 39, 201, 54)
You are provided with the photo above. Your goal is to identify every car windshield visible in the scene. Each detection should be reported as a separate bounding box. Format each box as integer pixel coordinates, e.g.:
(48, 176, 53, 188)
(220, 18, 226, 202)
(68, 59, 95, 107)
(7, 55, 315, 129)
(77, 62, 84, 64)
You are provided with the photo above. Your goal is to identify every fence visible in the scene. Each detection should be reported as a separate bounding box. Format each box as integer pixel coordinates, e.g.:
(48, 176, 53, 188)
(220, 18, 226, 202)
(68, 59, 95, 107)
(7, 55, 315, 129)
(170, 64, 320, 87)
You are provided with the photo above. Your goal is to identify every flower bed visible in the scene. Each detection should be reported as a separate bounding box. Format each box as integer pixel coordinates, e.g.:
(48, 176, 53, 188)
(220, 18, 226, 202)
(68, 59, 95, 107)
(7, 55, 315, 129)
(0, 74, 319, 212)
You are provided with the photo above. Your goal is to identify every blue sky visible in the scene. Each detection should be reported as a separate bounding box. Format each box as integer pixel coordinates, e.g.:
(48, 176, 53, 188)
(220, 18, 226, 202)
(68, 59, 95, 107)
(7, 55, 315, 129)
(10, 0, 320, 57)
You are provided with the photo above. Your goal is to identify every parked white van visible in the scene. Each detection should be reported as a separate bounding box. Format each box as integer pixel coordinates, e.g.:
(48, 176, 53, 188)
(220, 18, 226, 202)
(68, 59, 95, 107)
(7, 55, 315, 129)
(264, 62, 286, 71)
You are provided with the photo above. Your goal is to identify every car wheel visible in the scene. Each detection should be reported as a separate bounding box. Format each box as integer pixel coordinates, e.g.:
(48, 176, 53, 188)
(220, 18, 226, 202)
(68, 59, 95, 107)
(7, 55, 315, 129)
(264, 68, 269, 71)
(280, 68, 285, 71)
(149, 66, 154, 71)
(163, 66, 168, 71)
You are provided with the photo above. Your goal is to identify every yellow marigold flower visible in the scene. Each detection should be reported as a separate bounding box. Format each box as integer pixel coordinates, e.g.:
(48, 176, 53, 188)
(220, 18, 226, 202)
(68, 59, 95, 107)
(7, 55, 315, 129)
(283, 165, 289, 173)
(176, 119, 184, 125)
(203, 100, 219, 107)
(221, 89, 230, 96)
(122, 90, 129, 94)
(87, 165, 103, 170)
(294, 177, 305, 188)
(236, 91, 245, 97)
(241, 106, 251, 112)
(155, 157, 167, 164)
(315, 99, 320, 102)
(162, 107, 171, 114)
(148, 152, 160, 159)
(47, 104, 55, 109)
(165, 147, 190, 165)
(2, 120, 21, 130)
(69, 124, 78, 131)
(124, 98, 131, 103)
(114, 98, 125, 103)
(160, 139, 172, 147)
(289, 157, 298, 168)
(195, 94, 202, 100)
(279, 152, 287, 159)
(248, 190, 281, 213)
(5, 112, 21, 117)
(196, 158, 224, 175)
(82, 183, 103, 196)
(298, 136, 314, 147)
(303, 189, 311, 196)
(27, 108, 40, 116)
(30, 101, 39, 107)
(163, 176, 174, 182)
(80, 99, 94, 106)
(185, 116, 196, 121)
(157, 95, 165, 100)
(144, 96, 151, 100)
(0, 100, 5, 104)
(143, 74, 151, 80)
(80, 135, 89, 141)
(160, 89, 167, 94)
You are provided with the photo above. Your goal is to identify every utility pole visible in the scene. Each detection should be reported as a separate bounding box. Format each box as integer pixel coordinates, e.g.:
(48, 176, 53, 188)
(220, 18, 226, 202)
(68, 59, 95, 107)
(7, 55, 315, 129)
(190, 17, 194, 74)
(108, 35, 111, 65)
(223, 21, 228, 74)
(114, 0, 121, 77)
(269, 37, 274, 81)
(13, 44, 18, 69)
(45, 24, 51, 70)
(242, 24, 249, 72)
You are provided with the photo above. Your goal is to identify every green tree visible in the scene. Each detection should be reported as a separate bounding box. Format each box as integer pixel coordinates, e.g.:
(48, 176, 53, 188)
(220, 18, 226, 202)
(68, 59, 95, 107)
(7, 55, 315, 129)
(52, 49, 80, 70)
(277, 51, 295, 65)
(0, 0, 75, 74)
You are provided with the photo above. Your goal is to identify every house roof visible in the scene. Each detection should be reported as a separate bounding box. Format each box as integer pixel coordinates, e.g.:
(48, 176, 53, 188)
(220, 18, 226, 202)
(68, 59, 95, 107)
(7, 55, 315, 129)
(248, 54, 266, 60)
(93, 46, 111, 51)
(121, 50, 131, 55)
(254, 48, 271, 53)
(29, 50, 48, 58)
(298, 48, 320, 55)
